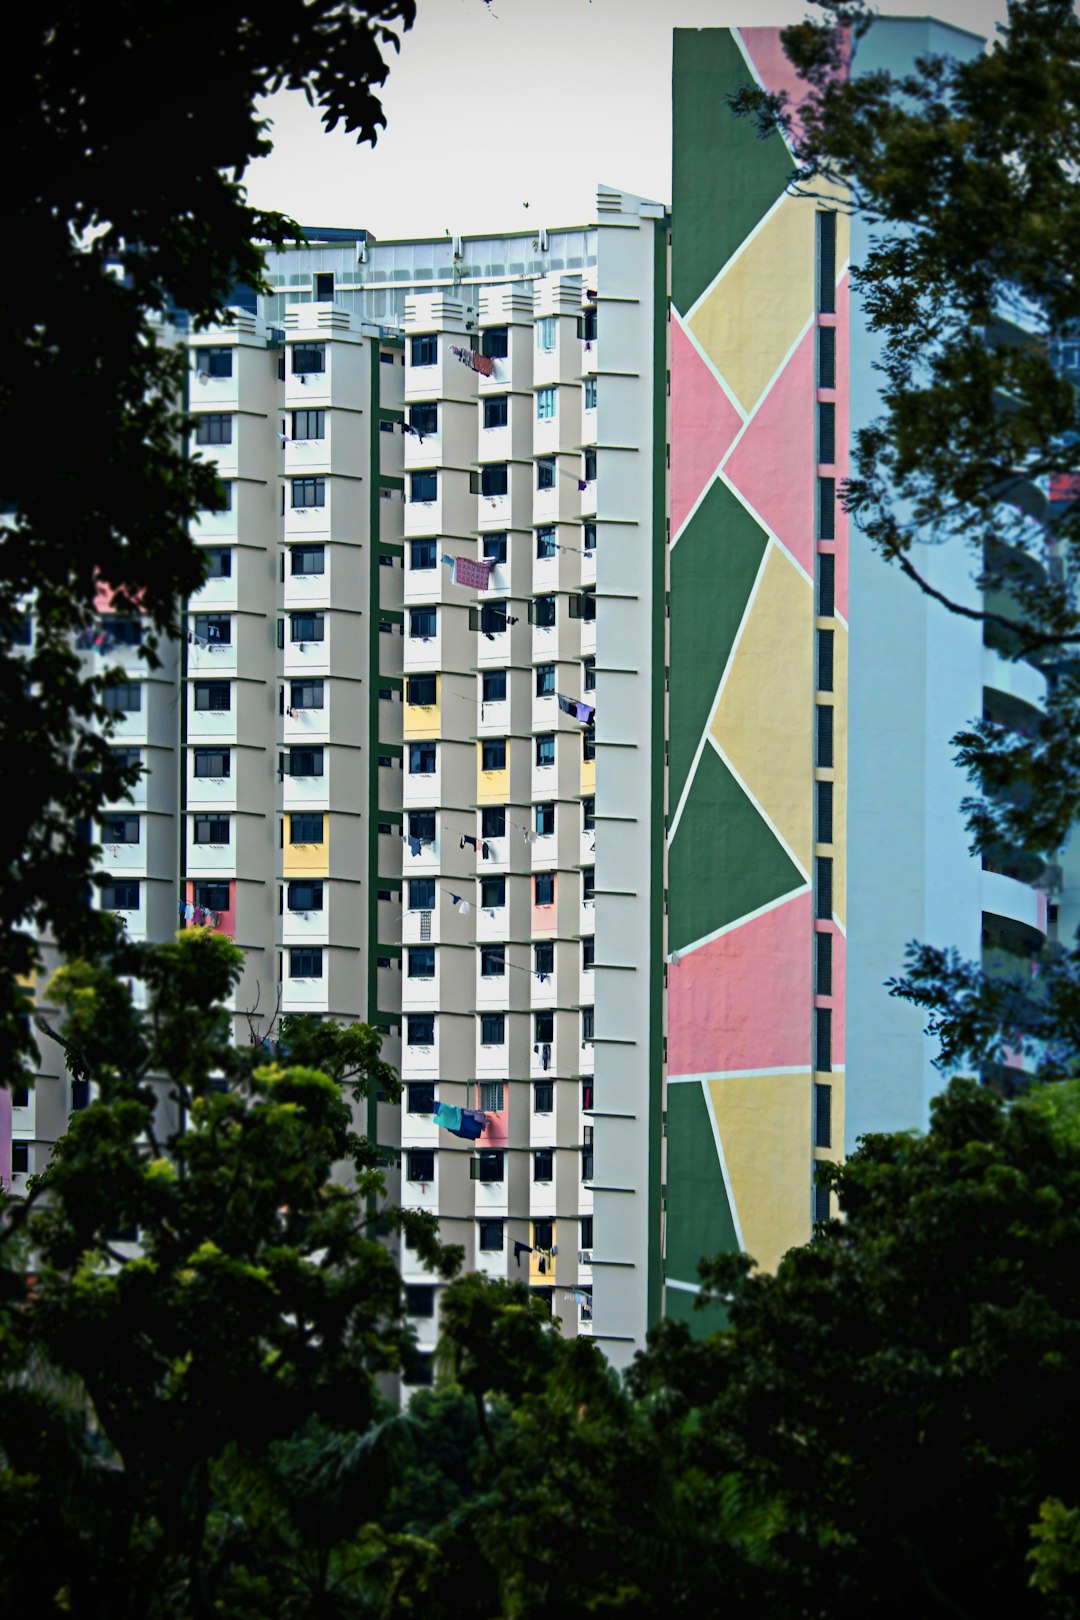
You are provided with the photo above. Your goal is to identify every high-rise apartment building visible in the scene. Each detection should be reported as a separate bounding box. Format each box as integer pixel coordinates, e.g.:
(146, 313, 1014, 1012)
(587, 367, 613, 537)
(8, 17, 1049, 1375)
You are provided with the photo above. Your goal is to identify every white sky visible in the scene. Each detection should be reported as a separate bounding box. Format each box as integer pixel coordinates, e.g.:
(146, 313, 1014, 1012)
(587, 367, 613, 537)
(242, 0, 1010, 243)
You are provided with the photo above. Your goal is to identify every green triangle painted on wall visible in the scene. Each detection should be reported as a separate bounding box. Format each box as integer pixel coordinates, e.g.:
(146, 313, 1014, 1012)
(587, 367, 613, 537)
(665, 1080, 739, 1294)
(668, 743, 805, 955)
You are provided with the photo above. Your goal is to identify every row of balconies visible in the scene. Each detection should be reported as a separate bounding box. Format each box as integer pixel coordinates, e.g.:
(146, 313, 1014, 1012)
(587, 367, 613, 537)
(402, 533, 596, 607)
(402, 597, 596, 673)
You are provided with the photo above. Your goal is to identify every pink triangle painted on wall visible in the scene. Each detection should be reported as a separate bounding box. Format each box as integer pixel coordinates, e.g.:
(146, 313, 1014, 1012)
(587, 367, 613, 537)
(670, 317, 743, 540)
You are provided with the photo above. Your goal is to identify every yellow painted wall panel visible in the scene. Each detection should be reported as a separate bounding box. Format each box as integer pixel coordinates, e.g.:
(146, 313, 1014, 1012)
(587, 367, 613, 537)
(710, 544, 814, 875)
(708, 1072, 812, 1272)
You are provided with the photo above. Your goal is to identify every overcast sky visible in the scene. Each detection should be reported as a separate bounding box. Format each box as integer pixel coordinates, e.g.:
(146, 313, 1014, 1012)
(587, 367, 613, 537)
(242, 0, 1010, 243)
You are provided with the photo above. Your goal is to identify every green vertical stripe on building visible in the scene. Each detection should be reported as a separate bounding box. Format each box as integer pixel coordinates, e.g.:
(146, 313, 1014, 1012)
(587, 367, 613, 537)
(672, 28, 795, 315)
(668, 478, 769, 811)
(665, 1081, 739, 1286)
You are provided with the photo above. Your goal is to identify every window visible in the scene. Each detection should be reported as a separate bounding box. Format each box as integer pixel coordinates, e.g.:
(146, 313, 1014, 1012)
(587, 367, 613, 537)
(815, 1008, 832, 1073)
(817, 629, 834, 693)
(570, 589, 596, 621)
(195, 882, 229, 911)
(471, 1151, 505, 1183)
(193, 681, 229, 711)
(535, 665, 555, 699)
(287, 881, 323, 911)
(480, 944, 505, 977)
(292, 409, 325, 440)
(480, 1013, 505, 1045)
(410, 471, 437, 503)
(482, 669, 507, 703)
(481, 806, 506, 838)
(537, 457, 556, 490)
(289, 947, 323, 978)
(292, 344, 325, 374)
(816, 857, 833, 921)
(536, 734, 555, 767)
(481, 739, 506, 773)
(535, 801, 555, 836)
(584, 377, 597, 410)
(582, 866, 595, 901)
(535, 1010, 554, 1043)
(12, 1086, 29, 1109)
(411, 334, 437, 367)
(103, 681, 141, 712)
(290, 813, 324, 843)
(583, 307, 597, 342)
(580, 1215, 594, 1249)
(477, 464, 508, 501)
(536, 526, 557, 560)
(194, 613, 231, 645)
(287, 748, 324, 777)
(534, 1081, 554, 1113)
(408, 946, 435, 978)
(817, 780, 834, 845)
(582, 796, 595, 831)
(101, 880, 139, 910)
(292, 478, 325, 508)
(818, 477, 836, 541)
(479, 1081, 504, 1112)
(482, 327, 508, 359)
(818, 325, 836, 390)
(817, 211, 837, 314)
(533, 1220, 555, 1255)
(583, 731, 596, 762)
(194, 748, 230, 778)
(536, 317, 556, 351)
(193, 816, 229, 845)
(290, 613, 325, 643)
(111, 747, 141, 774)
(196, 413, 232, 445)
(819, 553, 836, 617)
(582, 936, 595, 971)
(291, 680, 324, 710)
(534, 872, 555, 906)
(410, 607, 436, 638)
(536, 387, 556, 420)
(205, 547, 231, 578)
(100, 816, 139, 844)
(535, 941, 554, 975)
(584, 448, 597, 483)
(584, 521, 596, 553)
(406, 1284, 435, 1319)
(407, 674, 437, 707)
(483, 396, 509, 429)
(291, 544, 325, 576)
(814, 1178, 831, 1224)
(816, 704, 834, 768)
(533, 596, 556, 628)
(408, 879, 436, 911)
(481, 876, 506, 909)
(409, 742, 436, 775)
(400, 408, 437, 452)
(581, 1139, 594, 1182)
(817, 402, 836, 466)
(533, 1149, 554, 1183)
(584, 657, 596, 691)
(816, 930, 833, 996)
(408, 1014, 435, 1045)
(214, 480, 234, 512)
(410, 539, 437, 571)
(478, 1219, 504, 1251)
(582, 1007, 595, 1043)
(409, 811, 436, 841)
(11, 1144, 29, 1175)
(200, 347, 232, 378)
(407, 1148, 435, 1182)
(314, 271, 334, 301)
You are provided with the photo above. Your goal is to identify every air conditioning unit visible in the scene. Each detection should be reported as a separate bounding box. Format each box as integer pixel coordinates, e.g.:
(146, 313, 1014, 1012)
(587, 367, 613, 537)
(578, 1249, 593, 1264)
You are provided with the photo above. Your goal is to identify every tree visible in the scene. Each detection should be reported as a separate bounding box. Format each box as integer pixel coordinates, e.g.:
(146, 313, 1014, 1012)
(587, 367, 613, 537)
(0, 0, 414, 1073)
(0, 928, 456, 1617)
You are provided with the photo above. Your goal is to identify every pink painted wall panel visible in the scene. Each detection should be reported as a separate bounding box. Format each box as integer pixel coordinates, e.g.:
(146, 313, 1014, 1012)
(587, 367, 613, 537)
(670, 317, 742, 537)
(531, 876, 557, 935)
(668, 890, 814, 1077)
(723, 320, 817, 579)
